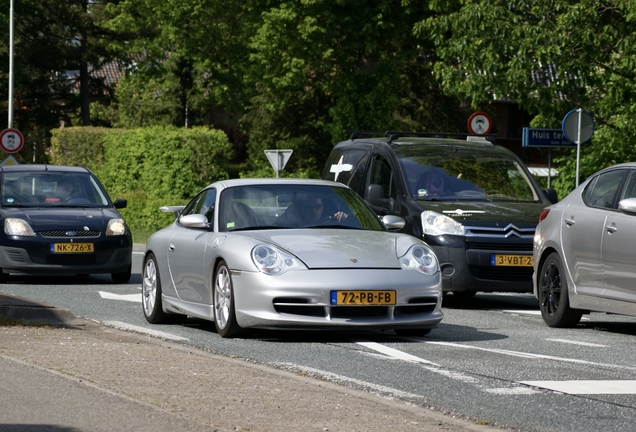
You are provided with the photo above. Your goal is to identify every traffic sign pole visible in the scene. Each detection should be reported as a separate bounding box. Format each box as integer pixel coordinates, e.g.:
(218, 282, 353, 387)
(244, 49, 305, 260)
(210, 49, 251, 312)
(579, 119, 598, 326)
(562, 108, 594, 188)
(264, 149, 293, 178)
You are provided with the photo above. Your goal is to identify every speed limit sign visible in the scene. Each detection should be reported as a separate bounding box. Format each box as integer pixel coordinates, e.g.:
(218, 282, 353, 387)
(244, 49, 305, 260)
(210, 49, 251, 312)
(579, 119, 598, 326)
(0, 128, 24, 153)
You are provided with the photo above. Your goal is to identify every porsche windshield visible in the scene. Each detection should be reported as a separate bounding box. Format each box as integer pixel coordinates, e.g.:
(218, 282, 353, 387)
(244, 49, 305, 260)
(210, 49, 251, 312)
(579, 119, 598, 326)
(1, 172, 110, 207)
(219, 184, 385, 232)
(397, 147, 539, 202)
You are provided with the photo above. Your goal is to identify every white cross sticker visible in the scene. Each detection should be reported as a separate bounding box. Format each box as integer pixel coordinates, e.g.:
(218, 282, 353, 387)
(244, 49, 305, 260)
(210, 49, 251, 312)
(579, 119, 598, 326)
(330, 155, 353, 182)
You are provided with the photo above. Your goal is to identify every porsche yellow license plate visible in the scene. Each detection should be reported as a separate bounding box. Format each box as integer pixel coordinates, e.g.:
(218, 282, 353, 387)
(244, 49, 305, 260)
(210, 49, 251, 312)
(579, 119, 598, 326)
(331, 290, 396, 306)
(491, 254, 533, 267)
(51, 243, 94, 253)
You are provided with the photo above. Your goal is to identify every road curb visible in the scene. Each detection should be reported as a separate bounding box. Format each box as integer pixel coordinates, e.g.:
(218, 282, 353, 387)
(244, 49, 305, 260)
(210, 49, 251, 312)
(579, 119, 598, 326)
(0, 292, 85, 327)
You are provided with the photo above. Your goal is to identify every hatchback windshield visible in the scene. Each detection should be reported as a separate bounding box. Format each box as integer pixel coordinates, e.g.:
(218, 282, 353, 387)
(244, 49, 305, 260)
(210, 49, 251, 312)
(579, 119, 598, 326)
(397, 147, 539, 202)
(1, 172, 110, 207)
(219, 184, 385, 232)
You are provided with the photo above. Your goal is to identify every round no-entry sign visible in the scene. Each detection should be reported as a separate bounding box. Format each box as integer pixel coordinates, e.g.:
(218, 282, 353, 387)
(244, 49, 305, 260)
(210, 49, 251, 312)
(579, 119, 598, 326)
(0, 128, 24, 153)
(467, 111, 492, 135)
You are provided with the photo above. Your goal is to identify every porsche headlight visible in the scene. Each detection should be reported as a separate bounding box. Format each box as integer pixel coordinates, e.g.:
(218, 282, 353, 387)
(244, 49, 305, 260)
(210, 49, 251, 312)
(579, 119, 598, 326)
(251, 245, 305, 275)
(107, 218, 127, 236)
(399, 245, 439, 276)
(421, 211, 465, 236)
(4, 218, 36, 237)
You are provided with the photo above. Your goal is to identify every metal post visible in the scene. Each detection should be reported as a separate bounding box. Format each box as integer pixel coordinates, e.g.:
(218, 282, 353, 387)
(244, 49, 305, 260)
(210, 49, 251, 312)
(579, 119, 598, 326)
(575, 108, 582, 188)
(547, 149, 551, 189)
(8, 0, 15, 128)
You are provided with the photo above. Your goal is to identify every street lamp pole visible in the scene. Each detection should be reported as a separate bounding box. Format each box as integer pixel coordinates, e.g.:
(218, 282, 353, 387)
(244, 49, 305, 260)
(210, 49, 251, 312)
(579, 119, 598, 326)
(8, 0, 15, 128)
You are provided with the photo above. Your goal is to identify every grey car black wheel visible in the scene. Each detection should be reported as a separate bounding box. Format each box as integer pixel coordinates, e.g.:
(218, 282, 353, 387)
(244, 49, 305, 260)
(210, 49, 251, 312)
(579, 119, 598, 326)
(214, 260, 243, 338)
(538, 252, 583, 327)
(142, 253, 186, 324)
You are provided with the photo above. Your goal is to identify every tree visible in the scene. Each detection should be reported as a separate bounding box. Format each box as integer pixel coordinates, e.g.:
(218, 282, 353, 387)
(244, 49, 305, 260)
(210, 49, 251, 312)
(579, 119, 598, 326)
(418, 0, 636, 197)
(242, 0, 472, 176)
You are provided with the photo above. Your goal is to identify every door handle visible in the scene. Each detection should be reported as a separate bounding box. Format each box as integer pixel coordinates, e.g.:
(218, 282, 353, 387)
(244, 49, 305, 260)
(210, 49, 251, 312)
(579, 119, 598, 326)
(565, 218, 575, 226)
(605, 225, 617, 234)
(169, 243, 175, 252)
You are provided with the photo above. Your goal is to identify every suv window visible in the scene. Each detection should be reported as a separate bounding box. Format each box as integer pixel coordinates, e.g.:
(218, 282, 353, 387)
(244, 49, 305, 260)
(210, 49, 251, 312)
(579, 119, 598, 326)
(368, 156, 398, 202)
(398, 150, 538, 201)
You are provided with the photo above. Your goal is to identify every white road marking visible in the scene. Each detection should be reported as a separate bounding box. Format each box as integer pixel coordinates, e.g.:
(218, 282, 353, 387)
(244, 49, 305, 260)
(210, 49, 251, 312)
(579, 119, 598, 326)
(355, 341, 439, 365)
(520, 380, 636, 395)
(546, 338, 609, 348)
(354, 340, 539, 394)
(102, 321, 189, 342)
(99, 291, 142, 303)
(501, 309, 542, 316)
(270, 362, 425, 400)
(422, 340, 636, 371)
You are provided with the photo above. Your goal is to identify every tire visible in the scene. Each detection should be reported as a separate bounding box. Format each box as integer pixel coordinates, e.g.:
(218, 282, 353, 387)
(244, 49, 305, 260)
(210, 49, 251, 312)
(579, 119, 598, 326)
(538, 252, 583, 327)
(142, 253, 186, 324)
(394, 328, 432, 337)
(213, 260, 243, 338)
(111, 264, 131, 283)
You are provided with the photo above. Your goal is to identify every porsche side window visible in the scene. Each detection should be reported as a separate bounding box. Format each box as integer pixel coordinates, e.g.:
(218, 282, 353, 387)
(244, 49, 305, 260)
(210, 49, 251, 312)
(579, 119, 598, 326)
(180, 191, 206, 217)
(586, 170, 626, 209)
(199, 189, 217, 225)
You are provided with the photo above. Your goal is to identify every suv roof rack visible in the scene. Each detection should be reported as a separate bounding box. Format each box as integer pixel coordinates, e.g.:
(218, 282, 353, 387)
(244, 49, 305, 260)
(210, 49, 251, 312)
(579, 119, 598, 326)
(343, 130, 497, 145)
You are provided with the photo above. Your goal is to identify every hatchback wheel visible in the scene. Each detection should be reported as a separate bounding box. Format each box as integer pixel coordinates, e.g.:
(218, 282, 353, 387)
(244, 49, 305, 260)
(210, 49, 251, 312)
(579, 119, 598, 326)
(213, 260, 243, 338)
(538, 252, 583, 327)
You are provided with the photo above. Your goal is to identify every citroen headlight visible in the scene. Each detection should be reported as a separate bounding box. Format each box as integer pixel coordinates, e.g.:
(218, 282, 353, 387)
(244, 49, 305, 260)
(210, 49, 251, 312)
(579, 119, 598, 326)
(4, 218, 35, 237)
(107, 218, 127, 236)
(399, 245, 439, 276)
(251, 245, 306, 275)
(421, 211, 465, 236)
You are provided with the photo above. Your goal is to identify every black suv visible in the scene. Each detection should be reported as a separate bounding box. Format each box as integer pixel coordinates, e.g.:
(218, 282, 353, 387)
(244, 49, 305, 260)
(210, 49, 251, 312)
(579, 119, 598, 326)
(322, 132, 558, 296)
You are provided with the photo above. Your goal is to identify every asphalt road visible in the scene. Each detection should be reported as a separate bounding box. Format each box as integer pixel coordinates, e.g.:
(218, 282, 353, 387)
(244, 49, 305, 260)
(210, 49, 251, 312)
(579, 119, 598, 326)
(2, 245, 636, 431)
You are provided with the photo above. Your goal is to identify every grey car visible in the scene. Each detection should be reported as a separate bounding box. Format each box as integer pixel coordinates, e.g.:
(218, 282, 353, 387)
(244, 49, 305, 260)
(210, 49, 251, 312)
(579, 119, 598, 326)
(142, 178, 443, 338)
(533, 163, 636, 327)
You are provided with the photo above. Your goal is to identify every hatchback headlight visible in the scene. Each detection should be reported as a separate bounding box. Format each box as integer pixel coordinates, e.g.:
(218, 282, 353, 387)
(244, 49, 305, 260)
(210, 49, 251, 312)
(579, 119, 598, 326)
(4, 218, 36, 237)
(107, 219, 127, 236)
(399, 245, 439, 276)
(421, 211, 465, 236)
(251, 245, 305, 275)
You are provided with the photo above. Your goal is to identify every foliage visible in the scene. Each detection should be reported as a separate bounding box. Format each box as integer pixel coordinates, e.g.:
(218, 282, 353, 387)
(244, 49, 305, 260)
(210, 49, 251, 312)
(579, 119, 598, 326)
(49, 125, 233, 233)
(242, 0, 472, 176)
(49, 127, 111, 170)
(419, 1, 636, 196)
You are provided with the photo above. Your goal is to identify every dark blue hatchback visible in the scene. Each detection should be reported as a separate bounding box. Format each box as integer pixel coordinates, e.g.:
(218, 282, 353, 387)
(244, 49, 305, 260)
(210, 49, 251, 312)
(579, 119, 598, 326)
(0, 164, 132, 283)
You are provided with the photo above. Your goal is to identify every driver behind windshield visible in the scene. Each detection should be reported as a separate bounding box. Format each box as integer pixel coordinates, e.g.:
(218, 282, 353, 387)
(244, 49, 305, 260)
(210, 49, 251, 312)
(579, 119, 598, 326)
(277, 194, 348, 227)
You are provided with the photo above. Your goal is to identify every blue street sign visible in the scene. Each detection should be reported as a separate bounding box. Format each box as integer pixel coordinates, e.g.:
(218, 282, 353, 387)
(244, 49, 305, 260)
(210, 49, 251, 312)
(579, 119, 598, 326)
(522, 128, 577, 148)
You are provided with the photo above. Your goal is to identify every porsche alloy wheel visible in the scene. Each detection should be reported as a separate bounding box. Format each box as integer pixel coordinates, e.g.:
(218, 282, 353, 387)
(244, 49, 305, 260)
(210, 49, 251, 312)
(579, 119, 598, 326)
(214, 260, 242, 338)
(538, 252, 583, 328)
(142, 253, 186, 324)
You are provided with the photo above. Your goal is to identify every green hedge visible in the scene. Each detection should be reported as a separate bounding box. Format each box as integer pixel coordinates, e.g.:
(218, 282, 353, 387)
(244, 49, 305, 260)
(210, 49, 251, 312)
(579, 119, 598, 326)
(50, 126, 233, 235)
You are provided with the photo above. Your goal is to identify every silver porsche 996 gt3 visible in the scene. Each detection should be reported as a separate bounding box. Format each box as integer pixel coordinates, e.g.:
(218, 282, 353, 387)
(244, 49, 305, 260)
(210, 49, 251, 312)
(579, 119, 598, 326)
(142, 178, 443, 338)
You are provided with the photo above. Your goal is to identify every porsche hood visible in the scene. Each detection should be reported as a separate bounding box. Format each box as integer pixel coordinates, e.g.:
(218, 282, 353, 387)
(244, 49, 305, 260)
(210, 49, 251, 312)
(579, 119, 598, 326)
(248, 229, 410, 269)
